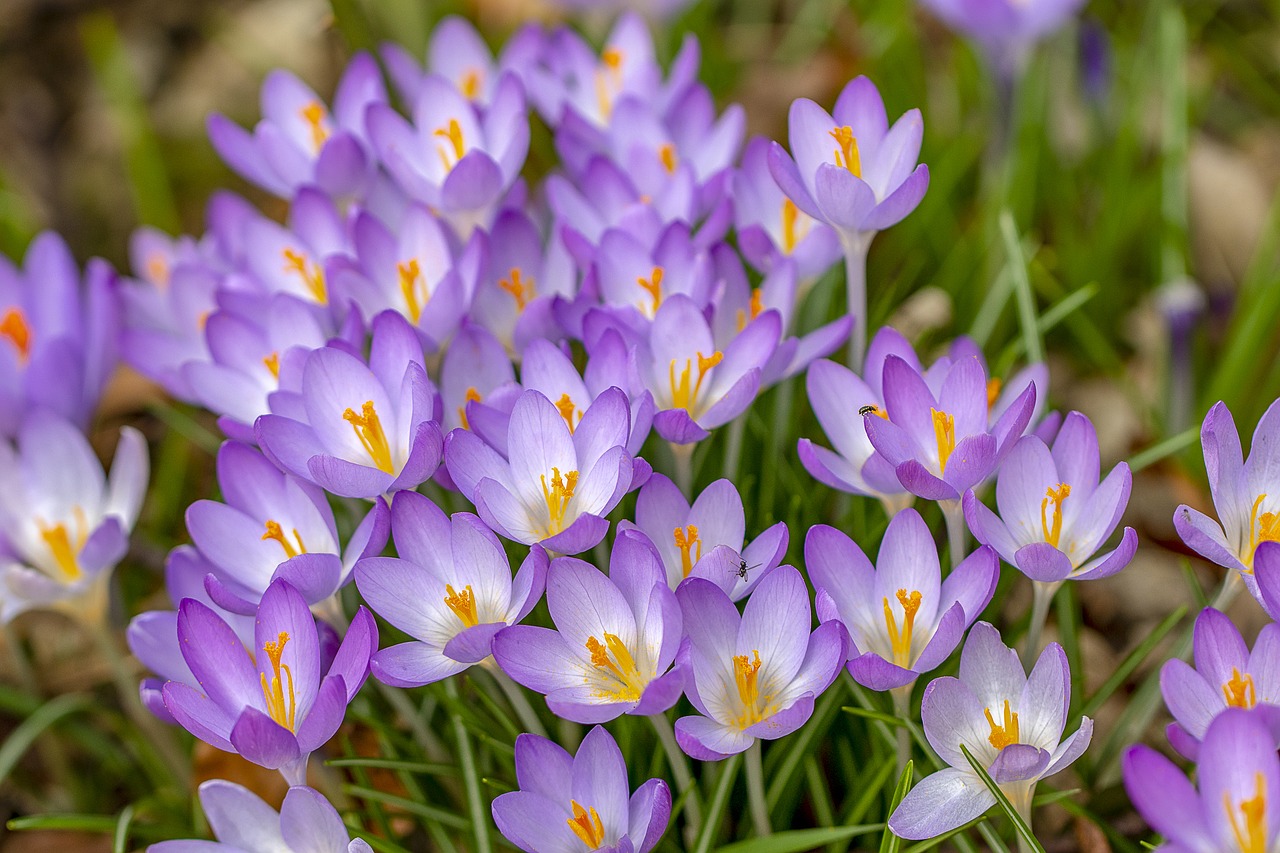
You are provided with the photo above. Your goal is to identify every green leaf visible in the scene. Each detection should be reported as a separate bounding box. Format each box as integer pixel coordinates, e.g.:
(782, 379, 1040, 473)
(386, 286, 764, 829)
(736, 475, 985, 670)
(691, 752, 741, 853)
(343, 786, 469, 829)
(958, 744, 1046, 853)
(1000, 212, 1045, 364)
(113, 805, 135, 853)
(1127, 428, 1199, 473)
(1079, 605, 1186, 720)
(326, 757, 459, 777)
(7, 814, 117, 834)
(0, 693, 93, 786)
(878, 759, 913, 853)
(716, 824, 883, 853)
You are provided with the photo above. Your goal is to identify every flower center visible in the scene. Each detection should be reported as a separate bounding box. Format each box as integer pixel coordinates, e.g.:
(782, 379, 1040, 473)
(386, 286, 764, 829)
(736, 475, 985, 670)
(398, 259, 427, 324)
(434, 118, 467, 172)
(282, 248, 327, 304)
(732, 649, 770, 728)
(146, 252, 170, 287)
(460, 69, 483, 100)
(669, 352, 723, 413)
(0, 308, 31, 363)
(37, 507, 90, 581)
(780, 198, 805, 255)
(261, 520, 307, 560)
(594, 48, 624, 121)
(540, 467, 578, 536)
(260, 631, 297, 731)
(735, 288, 764, 333)
(300, 101, 329, 153)
(1248, 494, 1280, 568)
(1040, 483, 1072, 549)
(342, 400, 395, 474)
(567, 800, 606, 850)
(882, 589, 922, 668)
(673, 524, 702, 578)
(984, 699, 1020, 751)
(1225, 772, 1267, 853)
(659, 143, 678, 174)
(585, 633, 645, 702)
(1224, 667, 1258, 709)
(931, 408, 955, 474)
(829, 126, 862, 177)
(458, 387, 482, 431)
(500, 267, 535, 311)
(263, 352, 281, 380)
(636, 266, 664, 317)
(555, 394, 580, 434)
(986, 378, 1003, 410)
(443, 584, 479, 628)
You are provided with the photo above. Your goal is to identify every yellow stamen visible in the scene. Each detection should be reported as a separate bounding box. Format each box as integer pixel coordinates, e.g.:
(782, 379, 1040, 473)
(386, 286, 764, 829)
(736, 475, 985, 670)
(434, 118, 467, 171)
(659, 143, 678, 174)
(1224, 667, 1258, 709)
(986, 378, 1003, 410)
(736, 288, 765, 333)
(882, 589, 922, 668)
(443, 584, 479, 628)
(261, 520, 307, 559)
(300, 101, 329, 153)
(458, 386, 482, 431)
(567, 800, 606, 849)
(1, 308, 32, 364)
(556, 393, 579, 434)
(1040, 483, 1072, 549)
(38, 509, 89, 580)
(984, 700, 1020, 751)
(594, 48, 624, 120)
(781, 198, 802, 254)
(540, 467, 578, 536)
(398, 259, 427, 324)
(500, 268, 535, 311)
(1225, 772, 1267, 853)
(1248, 494, 1280, 568)
(460, 69, 483, 100)
(146, 253, 170, 287)
(636, 267, 664, 316)
(259, 631, 297, 731)
(668, 352, 723, 412)
(283, 248, 327, 304)
(342, 401, 395, 474)
(673, 525, 702, 578)
(732, 650, 765, 728)
(861, 404, 890, 420)
(584, 632, 644, 702)
(931, 408, 955, 474)
(263, 352, 280, 380)
(829, 126, 862, 177)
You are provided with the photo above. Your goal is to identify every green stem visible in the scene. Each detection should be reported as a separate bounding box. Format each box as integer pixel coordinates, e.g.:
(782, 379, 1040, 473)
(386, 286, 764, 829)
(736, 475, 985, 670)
(841, 234, 870, 374)
(890, 686, 913, 776)
(745, 740, 770, 836)
(481, 660, 547, 738)
(672, 442, 695, 497)
(941, 499, 967, 569)
(723, 417, 747, 483)
(650, 713, 702, 846)
(446, 679, 491, 853)
(691, 753, 741, 853)
(1023, 581, 1058, 665)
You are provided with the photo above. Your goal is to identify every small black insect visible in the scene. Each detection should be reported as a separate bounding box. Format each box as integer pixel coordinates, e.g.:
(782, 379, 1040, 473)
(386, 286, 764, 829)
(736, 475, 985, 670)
(733, 559, 762, 580)
(858, 404, 879, 416)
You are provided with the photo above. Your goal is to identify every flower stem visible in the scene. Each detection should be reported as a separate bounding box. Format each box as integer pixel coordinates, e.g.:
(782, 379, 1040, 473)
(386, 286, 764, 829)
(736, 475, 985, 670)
(745, 740, 771, 836)
(481, 660, 547, 738)
(446, 678, 492, 853)
(842, 234, 870, 374)
(722, 417, 747, 483)
(941, 499, 967, 569)
(691, 752, 741, 853)
(671, 442, 695, 497)
(651, 713, 702, 846)
(1023, 581, 1059, 664)
(890, 686, 913, 776)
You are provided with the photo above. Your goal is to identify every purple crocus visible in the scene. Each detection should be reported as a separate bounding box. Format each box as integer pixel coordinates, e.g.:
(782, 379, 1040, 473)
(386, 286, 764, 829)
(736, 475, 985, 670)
(920, 0, 1086, 82)
(674, 566, 845, 760)
(256, 311, 444, 499)
(964, 411, 1137, 584)
(591, 224, 715, 329)
(354, 492, 546, 686)
(1124, 708, 1280, 853)
(440, 324, 518, 433)
(492, 725, 671, 853)
(149, 779, 372, 852)
(381, 16, 543, 107)
(623, 473, 787, 601)
(161, 578, 376, 785)
(444, 388, 639, 555)
(185, 442, 389, 614)
(492, 529, 683, 722)
(806, 510, 998, 692)
(0, 414, 146, 623)
(888, 623, 1092, 840)
(1160, 607, 1280, 760)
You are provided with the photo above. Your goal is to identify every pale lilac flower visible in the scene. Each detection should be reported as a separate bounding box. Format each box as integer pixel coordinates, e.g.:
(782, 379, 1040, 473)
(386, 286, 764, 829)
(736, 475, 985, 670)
(440, 324, 518, 433)
(591, 224, 715, 331)
(381, 16, 543, 107)
(920, 0, 1087, 82)
(236, 188, 352, 314)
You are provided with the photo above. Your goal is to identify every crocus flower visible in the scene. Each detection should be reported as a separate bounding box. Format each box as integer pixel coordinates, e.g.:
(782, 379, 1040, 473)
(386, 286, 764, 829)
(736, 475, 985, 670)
(440, 324, 518, 433)
(186, 442, 389, 614)
(444, 388, 639, 555)
(623, 473, 787, 601)
(592, 224, 715, 330)
(674, 566, 845, 759)
(964, 411, 1137, 584)
(1160, 607, 1280, 760)
(492, 725, 671, 853)
(0, 414, 146, 623)
(806, 510, 998, 691)
(149, 779, 372, 852)
(1174, 401, 1280, 604)
(161, 578, 376, 785)
(863, 353, 1035, 502)
(1125, 708, 1280, 853)
(207, 53, 386, 199)
(919, 0, 1086, 82)
(354, 492, 546, 686)
(381, 16, 543, 107)
(236, 188, 351, 315)
(0, 231, 119, 436)
(256, 311, 444, 499)
(492, 528, 683, 722)
(888, 623, 1092, 840)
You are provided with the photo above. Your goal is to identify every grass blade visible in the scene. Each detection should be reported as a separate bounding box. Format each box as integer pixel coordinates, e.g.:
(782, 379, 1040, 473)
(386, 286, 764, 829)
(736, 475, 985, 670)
(878, 759, 913, 853)
(1079, 605, 1186, 720)
(1000, 212, 1045, 364)
(959, 744, 1046, 853)
(717, 825, 883, 853)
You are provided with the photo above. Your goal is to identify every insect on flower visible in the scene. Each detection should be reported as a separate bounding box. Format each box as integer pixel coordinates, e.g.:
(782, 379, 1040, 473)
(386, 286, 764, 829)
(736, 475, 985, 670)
(732, 558, 762, 581)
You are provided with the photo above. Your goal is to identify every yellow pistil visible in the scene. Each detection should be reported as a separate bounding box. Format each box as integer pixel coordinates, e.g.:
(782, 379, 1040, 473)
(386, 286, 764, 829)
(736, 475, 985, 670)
(780, 198, 804, 255)
(1225, 772, 1267, 853)
(1040, 483, 1072, 549)
(342, 400, 395, 474)
(300, 101, 329, 152)
(735, 288, 765, 332)
(659, 143, 678, 174)
(500, 268, 535, 311)
(460, 69, 483, 100)
(669, 352, 723, 412)
(38, 508, 89, 580)
(261, 520, 307, 559)
(540, 467, 578, 536)
(282, 248, 327, 304)
(263, 352, 280, 380)
(829, 126, 862, 177)
(1224, 667, 1258, 709)
(567, 800, 606, 850)
(443, 584, 480, 628)
(594, 48, 624, 120)
(732, 650, 765, 728)
(931, 408, 955, 474)
(260, 631, 297, 731)
(434, 118, 467, 171)
(984, 700, 1020, 751)
(585, 632, 645, 702)
(673, 524, 702, 578)
(636, 267, 664, 316)
(458, 387, 482, 431)
(398, 259, 427, 324)
(146, 253, 170, 287)
(986, 378, 1003, 410)
(1, 308, 32, 364)
(1248, 494, 1280, 568)
(882, 589, 922, 668)
(556, 394, 580, 434)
